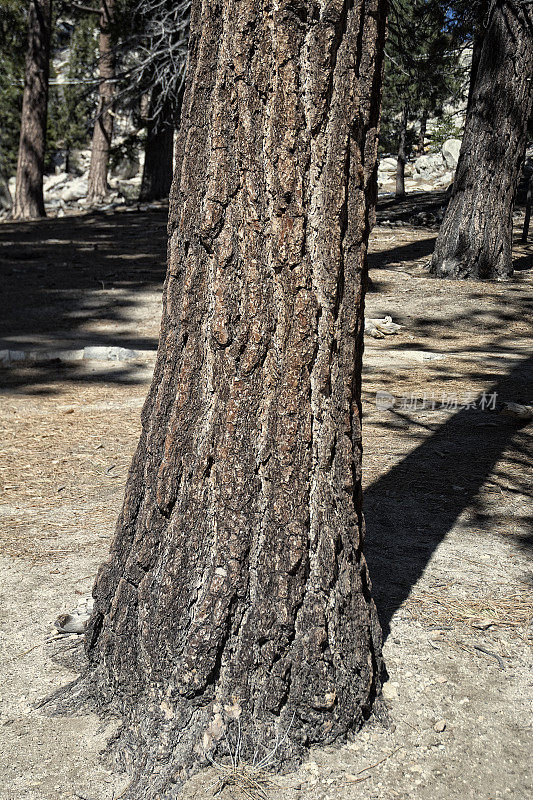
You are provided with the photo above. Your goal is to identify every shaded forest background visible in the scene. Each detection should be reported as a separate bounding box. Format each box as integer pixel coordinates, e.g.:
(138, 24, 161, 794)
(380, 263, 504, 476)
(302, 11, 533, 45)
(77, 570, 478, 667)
(1, 0, 530, 219)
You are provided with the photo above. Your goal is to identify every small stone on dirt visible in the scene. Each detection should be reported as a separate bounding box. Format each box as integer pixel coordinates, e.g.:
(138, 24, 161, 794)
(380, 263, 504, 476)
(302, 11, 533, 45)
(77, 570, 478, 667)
(382, 682, 398, 701)
(433, 720, 447, 733)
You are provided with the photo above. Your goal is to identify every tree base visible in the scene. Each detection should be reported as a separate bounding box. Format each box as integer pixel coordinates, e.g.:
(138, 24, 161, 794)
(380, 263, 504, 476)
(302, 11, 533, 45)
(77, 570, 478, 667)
(81, 0, 389, 792)
(12, 205, 46, 221)
(66, 658, 386, 800)
(84, 603, 383, 798)
(430, 254, 513, 281)
(86, 189, 111, 205)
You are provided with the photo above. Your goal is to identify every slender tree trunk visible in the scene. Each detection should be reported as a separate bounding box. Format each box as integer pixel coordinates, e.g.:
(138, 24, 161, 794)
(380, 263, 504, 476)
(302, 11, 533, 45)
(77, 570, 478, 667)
(0, 175, 12, 212)
(396, 105, 408, 199)
(522, 172, 533, 244)
(13, 0, 52, 220)
(431, 0, 533, 279)
(139, 99, 175, 202)
(85, 0, 387, 794)
(418, 108, 427, 154)
(87, 0, 115, 204)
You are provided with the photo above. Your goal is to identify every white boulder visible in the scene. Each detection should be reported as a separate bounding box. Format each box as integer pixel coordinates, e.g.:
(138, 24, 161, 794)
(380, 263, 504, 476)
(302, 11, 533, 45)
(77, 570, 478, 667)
(379, 157, 398, 173)
(436, 171, 454, 186)
(69, 148, 91, 173)
(441, 138, 462, 170)
(60, 177, 88, 202)
(115, 178, 141, 200)
(44, 172, 69, 193)
(413, 153, 446, 180)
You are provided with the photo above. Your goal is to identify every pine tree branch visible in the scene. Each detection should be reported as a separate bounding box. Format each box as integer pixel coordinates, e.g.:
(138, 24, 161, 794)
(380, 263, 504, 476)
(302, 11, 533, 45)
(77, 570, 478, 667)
(69, 2, 100, 13)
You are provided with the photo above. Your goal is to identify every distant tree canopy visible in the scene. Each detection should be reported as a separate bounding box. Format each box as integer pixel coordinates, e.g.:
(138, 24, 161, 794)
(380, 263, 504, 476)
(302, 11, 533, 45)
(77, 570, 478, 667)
(2, 0, 488, 183)
(379, 0, 470, 158)
(113, 0, 190, 122)
(1, 4, 99, 179)
(0, 0, 191, 184)
(3, 0, 529, 217)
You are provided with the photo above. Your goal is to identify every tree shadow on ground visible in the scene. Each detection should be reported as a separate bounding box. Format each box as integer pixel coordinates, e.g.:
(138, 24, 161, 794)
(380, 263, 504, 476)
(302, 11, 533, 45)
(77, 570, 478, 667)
(376, 189, 449, 224)
(1, 197, 530, 392)
(0, 208, 168, 390)
(367, 236, 436, 274)
(512, 249, 533, 270)
(363, 353, 533, 641)
(371, 189, 532, 274)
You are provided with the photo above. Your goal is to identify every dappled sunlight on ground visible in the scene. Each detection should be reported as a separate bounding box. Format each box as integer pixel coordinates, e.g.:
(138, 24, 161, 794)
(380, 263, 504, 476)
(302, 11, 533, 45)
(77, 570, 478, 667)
(0, 199, 531, 799)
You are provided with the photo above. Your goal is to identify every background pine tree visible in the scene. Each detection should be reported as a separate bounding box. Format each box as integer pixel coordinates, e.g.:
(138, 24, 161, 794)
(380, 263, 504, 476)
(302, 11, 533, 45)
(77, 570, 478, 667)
(47, 15, 98, 173)
(0, 0, 27, 183)
(379, 0, 466, 159)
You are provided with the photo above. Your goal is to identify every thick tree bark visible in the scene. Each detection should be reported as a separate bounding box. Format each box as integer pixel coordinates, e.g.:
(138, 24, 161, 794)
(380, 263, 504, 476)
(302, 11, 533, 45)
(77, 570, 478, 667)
(430, 0, 533, 279)
(395, 104, 408, 198)
(139, 99, 175, 202)
(85, 0, 387, 795)
(13, 0, 52, 220)
(87, 0, 115, 204)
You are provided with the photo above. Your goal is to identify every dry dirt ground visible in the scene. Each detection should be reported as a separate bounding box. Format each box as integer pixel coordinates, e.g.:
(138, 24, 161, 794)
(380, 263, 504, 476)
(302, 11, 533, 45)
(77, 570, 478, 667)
(0, 195, 531, 800)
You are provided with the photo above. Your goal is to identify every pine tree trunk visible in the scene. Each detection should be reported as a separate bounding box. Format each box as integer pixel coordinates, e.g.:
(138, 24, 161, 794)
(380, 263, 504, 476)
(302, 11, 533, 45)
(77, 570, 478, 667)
(396, 105, 408, 198)
(430, 1, 533, 280)
(13, 0, 52, 220)
(139, 100, 175, 202)
(87, 0, 115, 204)
(418, 108, 427, 155)
(522, 172, 533, 243)
(85, 0, 387, 795)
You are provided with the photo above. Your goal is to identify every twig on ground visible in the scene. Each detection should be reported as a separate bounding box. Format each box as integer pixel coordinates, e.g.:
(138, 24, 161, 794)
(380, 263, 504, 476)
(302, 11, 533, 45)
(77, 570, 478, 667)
(357, 746, 404, 774)
(344, 773, 371, 785)
(344, 746, 404, 785)
(13, 642, 42, 659)
(474, 645, 506, 670)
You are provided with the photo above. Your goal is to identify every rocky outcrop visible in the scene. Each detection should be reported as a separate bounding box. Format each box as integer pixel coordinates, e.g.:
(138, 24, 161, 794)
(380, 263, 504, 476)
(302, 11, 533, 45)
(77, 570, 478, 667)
(60, 177, 88, 202)
(378, 139, 460, 193)
(413, 153, 447, 181)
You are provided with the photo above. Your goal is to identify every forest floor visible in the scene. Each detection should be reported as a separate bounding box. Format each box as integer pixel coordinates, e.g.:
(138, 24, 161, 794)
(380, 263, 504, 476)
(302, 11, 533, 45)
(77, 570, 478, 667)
(0, 192, 531, 800)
